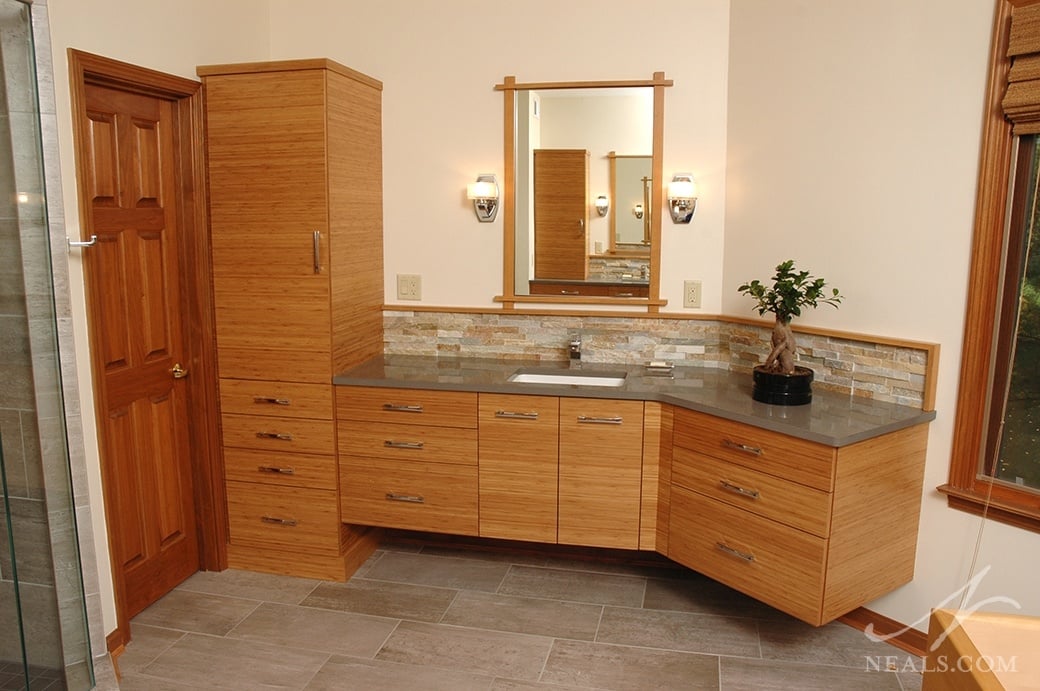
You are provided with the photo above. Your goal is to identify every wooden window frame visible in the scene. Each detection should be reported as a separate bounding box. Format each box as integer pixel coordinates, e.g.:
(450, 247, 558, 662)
(942, 0, 1040, 532)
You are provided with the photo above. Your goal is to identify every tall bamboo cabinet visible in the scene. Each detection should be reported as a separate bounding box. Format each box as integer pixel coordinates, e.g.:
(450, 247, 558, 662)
(198, 59, 384, 580)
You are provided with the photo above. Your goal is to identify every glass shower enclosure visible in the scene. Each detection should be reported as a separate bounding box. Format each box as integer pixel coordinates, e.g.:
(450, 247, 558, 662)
(1, 0, 94, 688)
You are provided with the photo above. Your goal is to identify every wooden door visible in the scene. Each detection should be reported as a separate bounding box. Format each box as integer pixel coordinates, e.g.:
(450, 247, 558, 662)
(78, 83, 199, 621)
(534, 149, 589, 280)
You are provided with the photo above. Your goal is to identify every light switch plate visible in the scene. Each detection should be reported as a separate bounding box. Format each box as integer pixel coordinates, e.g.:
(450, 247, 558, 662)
(397, 274, 422, 300)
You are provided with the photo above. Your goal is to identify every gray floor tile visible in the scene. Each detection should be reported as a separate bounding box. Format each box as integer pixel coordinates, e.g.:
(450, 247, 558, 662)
(301, 578, 457, 622)
(541, 639, 721, 690)
(228, 601, 398, 657)
(758, 618, 906, 669)
(176, 567, 321, 604)
(362, 550, 512, 592)
(115, 672, 202, 690)
(442, 590, 602, 640)
(376, 620, 553, 681)
(899, 670, 924, 690)
(117, 623, 185, 675)
(418, 543, 551, 567)
(490, 679, 590, 690)
(499, 565, 646, 607)
(597, 606, 761, 657)
(131, 589, 260, 636)
(305, 654, 495, 690)
(720, 655, 904, 690)
(140, 632, 329, 689)
(642, 573, 786, 620)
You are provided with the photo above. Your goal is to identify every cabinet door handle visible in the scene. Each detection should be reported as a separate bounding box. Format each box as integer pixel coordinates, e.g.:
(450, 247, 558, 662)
(560, 290, 579, 295)
(313, 230, 322, 274)
(253, 396, 291, 406)
(384, 440, 424, 449)
(716, 542, 756, 563)
(722, 439, 763, 456)
(383, 403, 424, 413)
(256, 432, 294, 441)
(261, 515, 298, 527)
(617, 292, 634, 297)
(719, 479, 760, 499)
(577, 415, 623, 425)
(257, 465, 296, 475)
(495, 410, 539, 420)
(385, 492, 425, 504)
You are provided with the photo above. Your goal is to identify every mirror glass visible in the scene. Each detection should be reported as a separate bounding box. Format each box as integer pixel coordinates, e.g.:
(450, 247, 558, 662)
(512, 87, 654, 298)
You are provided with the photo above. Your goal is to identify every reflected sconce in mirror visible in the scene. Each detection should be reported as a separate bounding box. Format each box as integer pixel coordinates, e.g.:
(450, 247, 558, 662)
(466, 174, 500, 222)
(595, 195, 609, 217)
(633, 203, 644, 219)
(666, 173, 697, 224)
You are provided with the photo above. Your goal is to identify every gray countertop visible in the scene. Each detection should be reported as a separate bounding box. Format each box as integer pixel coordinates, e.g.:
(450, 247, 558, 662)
(333, 355, 936, 447)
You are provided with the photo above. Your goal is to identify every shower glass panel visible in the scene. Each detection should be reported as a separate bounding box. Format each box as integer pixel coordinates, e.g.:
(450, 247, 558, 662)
(1, 0, 94, 688)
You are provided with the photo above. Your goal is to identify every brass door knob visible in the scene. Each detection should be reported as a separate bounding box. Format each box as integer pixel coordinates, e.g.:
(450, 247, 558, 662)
(170, 363, 188, 379)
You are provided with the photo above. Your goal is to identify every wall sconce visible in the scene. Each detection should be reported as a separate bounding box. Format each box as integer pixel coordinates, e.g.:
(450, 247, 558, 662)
(666, 173, 698, 224)
(466, 174, 499, 222)
(633, 203, 644, 219)
(594, 195, 609, 217)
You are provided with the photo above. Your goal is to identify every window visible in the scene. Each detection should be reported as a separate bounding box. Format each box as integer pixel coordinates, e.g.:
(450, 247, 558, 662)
(944, 0, 1040, 531)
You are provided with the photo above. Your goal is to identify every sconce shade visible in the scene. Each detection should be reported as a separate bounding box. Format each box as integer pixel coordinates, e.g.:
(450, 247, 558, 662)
(595, 195, 609, 216)
(666, 173, 698, 224)
(633, 203, 644, 219)
(466, 174, 499, 222)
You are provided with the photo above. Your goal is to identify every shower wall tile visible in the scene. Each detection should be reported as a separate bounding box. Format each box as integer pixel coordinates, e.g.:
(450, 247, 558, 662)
(10, 581, 62, 670)
(0, 408, 29, 498)
(0, 496, 56, 587)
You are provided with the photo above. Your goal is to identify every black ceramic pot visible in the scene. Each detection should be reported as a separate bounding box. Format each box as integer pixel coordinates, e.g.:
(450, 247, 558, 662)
(752, 365, 814, 406)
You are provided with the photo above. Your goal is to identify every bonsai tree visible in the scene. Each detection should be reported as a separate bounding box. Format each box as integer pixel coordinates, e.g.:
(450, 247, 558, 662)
(737, 260, 843, 375)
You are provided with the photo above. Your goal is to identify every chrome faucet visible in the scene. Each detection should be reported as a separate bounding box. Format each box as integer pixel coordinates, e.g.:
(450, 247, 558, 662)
(569, 335, 582, 361)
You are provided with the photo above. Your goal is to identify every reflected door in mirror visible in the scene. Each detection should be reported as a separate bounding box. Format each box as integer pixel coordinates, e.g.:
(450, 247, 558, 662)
(534, 149, 590, 280)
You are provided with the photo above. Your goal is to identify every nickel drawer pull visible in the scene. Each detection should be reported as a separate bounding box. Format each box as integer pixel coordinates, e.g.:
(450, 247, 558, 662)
(560, 290, 579, 295)
(261, 516, 298, 527)
(257, 465, 296, 475)
(719, 479, 760, 499)
(384, 440, 424, 449)
(577, 415, 623, 425)
(313, 230, 321, 274)
(722, 439, 763, 456)
(383, 403, 424, 413)
(385, 492, 425, 504)
(616, 292, 634, 297)
(252, 396, 291, 406)
(256, 432, 294, 441)
(495, 410, 539, 420)
(716, 542, 756, 563)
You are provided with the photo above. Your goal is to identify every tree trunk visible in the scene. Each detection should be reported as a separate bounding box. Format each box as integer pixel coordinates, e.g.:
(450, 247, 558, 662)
(762, 316, 797, 374)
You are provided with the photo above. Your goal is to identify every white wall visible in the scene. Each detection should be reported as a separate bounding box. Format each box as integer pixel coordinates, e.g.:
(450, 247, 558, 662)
(724, 0, 1040, 627)
(267, 0, 731, 310)
(46, 0, 271, 633)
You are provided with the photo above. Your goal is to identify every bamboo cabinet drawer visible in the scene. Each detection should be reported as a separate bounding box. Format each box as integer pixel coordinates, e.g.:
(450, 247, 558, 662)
(219, 379, 333, 420)
(673, 408, 835, 492)
(336, 387, 477, 428)
(339, 421, 477, 465)
(478, 394, 560, 543)
(339, 457, 478, 535)
(669, 484, 827, 625)
(221, 413, 334, 455)
(226, 480, 343, 554)
(558, 398, 645, 549)
(671, 447, 832, 538)
(223, 447, 336, 490)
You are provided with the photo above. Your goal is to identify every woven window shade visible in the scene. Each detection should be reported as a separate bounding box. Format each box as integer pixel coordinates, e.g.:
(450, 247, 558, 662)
(1004, 2, 1040, 133)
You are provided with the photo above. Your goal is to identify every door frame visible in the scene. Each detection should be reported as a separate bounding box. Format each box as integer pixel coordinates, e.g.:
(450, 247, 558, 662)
(67, 49, 225, 648)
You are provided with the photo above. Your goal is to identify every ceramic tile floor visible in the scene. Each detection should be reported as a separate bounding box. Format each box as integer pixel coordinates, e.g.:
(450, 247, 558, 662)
(115, 539, 924, 690)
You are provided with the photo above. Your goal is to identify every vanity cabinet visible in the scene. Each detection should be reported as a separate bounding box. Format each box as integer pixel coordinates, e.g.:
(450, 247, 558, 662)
(528, 280, 649, 298)
(667, 408, 928, 626)
(337, 387, 479, 535)
(200, 59, 384, 580)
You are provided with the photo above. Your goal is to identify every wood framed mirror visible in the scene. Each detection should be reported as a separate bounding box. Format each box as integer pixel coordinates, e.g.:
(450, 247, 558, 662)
(495, 73, 672, 310)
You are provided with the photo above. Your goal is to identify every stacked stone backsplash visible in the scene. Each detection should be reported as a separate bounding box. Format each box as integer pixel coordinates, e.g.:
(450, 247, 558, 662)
(383, 311, 930, 408)
(587, 256, 650, 281)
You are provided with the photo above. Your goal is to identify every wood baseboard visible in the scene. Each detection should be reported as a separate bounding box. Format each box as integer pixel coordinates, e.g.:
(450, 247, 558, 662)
(105, 629, 124, 680)
(839, 607, 927, 657)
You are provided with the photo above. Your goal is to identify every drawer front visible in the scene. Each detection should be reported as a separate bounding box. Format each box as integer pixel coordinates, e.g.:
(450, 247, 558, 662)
(220, 379, 333, 420)
(669, 485, 826, 624)
(339, 421, 477, 466)
(226, 480, 341, 553)
(336, 387, 478, 429)
(223, 447, 336, 490)
(672, 447, 832, 537)
(340, 457, 478, 535)
(221, 413, 334, 455)
(673, 408, 835, 491)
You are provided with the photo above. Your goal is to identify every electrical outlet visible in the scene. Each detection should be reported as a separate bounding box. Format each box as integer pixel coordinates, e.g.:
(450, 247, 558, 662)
(683, 280, 702, 309)
(397, 273, 422, 300)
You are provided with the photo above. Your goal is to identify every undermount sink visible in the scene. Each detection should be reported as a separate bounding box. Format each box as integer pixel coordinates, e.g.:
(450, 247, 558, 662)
(507, 370, 627, 388)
